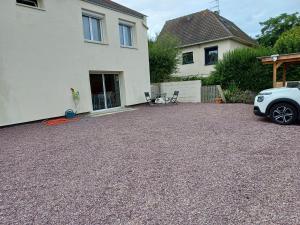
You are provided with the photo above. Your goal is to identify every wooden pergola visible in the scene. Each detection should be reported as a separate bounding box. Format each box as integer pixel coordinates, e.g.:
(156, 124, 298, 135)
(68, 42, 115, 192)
(259, 53, 300, 88)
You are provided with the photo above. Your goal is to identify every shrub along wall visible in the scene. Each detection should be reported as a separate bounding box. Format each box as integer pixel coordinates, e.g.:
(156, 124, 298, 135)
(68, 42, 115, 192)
(209, 27, 300, 94)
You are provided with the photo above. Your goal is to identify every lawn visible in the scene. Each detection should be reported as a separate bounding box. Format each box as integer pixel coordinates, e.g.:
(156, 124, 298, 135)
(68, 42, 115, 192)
(0, 103, 299, 225)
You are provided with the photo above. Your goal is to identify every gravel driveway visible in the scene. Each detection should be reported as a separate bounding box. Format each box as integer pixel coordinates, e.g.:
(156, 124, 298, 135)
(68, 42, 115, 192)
(0, 103, 299, 225)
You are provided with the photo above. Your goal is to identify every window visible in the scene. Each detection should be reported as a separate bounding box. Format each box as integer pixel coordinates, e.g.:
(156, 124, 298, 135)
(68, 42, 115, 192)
(119, 24, 133, 47)
(82, 14, 102, 42)
(205, 46, 218, 65)
(16, 0, 38, 7)
(182, 52, 194, 65)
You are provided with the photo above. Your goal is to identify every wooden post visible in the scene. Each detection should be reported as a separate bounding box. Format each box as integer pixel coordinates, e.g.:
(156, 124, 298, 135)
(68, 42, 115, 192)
(283, 63, 287, 87)
(273, 62, 277, 88)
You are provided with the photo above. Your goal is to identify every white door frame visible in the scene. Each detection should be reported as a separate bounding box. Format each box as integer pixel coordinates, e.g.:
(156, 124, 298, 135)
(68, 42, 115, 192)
(101, 74, 108, 109)
(90, 73, 121, 112)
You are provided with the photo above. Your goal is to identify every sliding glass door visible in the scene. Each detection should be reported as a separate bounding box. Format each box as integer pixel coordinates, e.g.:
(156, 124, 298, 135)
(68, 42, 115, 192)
(90, 74, 106, 110)
(90, 74, 121, 111)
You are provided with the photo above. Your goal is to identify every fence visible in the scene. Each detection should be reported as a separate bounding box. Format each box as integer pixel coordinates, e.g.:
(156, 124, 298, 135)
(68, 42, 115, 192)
(201, 85, 225, 103)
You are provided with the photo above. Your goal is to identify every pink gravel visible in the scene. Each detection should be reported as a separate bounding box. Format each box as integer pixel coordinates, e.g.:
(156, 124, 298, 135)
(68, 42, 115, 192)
(0, 103, 299, 225)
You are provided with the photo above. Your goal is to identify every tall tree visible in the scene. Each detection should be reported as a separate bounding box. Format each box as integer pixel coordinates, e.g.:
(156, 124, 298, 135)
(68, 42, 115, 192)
(256, 12, 300, 47)
(148, 34, 181, 83)
(274, 26, 300, 54)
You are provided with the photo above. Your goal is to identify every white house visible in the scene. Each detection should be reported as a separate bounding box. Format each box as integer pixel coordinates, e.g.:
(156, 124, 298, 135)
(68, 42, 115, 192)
(0, 0, 151, 126)
(159, 10, 258, 77)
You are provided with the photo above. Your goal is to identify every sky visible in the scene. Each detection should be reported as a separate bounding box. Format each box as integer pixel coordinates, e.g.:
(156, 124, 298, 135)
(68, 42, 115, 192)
(114, 0, 300, 38)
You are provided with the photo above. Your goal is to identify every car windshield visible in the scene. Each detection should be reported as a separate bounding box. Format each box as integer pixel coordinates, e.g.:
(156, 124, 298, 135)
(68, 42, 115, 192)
(287, 81, 300, 88)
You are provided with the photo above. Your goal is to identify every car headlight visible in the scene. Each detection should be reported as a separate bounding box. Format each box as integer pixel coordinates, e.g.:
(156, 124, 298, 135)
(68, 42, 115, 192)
(257, 96, 264, 102)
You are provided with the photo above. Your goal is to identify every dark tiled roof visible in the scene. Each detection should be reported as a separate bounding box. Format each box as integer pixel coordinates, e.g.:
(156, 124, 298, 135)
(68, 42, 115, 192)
(160, 10, 257, 47)
(84, 0, 145, 19)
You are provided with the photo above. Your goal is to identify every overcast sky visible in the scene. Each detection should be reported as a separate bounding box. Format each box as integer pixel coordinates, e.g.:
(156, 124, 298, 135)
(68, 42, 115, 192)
(115, 0, 300, 38)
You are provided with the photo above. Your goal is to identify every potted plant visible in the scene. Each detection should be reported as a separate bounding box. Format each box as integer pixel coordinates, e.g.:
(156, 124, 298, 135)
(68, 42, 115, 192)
(70, 88, 80, 113)
(215, 96, 223, 104)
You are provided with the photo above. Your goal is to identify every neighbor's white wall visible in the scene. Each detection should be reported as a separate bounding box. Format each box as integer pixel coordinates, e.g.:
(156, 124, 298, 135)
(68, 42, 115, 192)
(152, 80, 201, 103)
(0, 0, 150, 126)
(174, 39, 249, 77)
(150, 83, 160, 98)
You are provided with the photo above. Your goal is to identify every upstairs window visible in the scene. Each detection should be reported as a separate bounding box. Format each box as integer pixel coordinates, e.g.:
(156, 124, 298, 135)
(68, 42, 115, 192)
(119, 23, 133, 47)
(82, 14, 102, 42)
(205, 46, 218, 65)
(16, 0, 38, 7)
(182, 52, 194, 65)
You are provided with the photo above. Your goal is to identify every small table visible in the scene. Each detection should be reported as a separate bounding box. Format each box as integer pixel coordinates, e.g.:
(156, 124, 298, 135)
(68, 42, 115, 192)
(152, 93, 169, 105)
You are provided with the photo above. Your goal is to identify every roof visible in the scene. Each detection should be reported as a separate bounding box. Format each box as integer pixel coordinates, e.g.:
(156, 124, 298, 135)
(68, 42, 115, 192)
(259, 53, 300, 64)
(159, 10, 257, 47)
(83, 0, 145, 19)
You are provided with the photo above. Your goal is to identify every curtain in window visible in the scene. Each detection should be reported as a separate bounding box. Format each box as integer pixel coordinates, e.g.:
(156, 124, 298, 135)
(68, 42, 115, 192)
(119, 25, 124, 46)
(124, 25, 132, 46)
(82, 16, 91, 40)
(91, 18, 101, 42)
(119, 24, 132, 47)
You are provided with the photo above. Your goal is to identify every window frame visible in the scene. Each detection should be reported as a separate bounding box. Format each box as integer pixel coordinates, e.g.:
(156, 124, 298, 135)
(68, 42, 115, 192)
(182, 52, 194, 65)
(82, 12, 104, 44)
(16, 0, 38, 7)
(205, 46, 218, 66)
(119, 21, 135, 48)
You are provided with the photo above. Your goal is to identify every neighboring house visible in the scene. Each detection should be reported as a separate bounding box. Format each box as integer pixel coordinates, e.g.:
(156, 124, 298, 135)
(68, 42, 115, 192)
(159, 10, 257, 77)
(0, 0, 150, 126)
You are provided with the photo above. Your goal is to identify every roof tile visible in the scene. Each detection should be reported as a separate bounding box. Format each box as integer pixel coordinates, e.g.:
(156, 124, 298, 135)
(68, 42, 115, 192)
(160, 10, 257, 46)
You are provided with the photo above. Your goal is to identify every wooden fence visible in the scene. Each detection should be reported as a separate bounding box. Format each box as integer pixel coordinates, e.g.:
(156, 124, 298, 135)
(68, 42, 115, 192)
(201, 85, 226, 103)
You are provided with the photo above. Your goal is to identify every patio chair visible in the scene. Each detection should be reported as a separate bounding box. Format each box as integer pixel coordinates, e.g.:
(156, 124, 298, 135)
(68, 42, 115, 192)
(169, 91, 179, 104)
(144, 92, 154, 105)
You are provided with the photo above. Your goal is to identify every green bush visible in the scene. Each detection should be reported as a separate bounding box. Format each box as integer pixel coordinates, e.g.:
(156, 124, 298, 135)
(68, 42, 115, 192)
(210, 47, 275, 92)
(223, 83, 256, 104)
(274, 26, 300, 54)
(149, 34, 181, 83)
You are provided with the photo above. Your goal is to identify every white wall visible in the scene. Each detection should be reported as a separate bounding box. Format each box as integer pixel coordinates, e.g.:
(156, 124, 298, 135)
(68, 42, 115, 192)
(174, 39, 249, 77)
(151, 81, 201, 103)
(0, 0, 150, 126)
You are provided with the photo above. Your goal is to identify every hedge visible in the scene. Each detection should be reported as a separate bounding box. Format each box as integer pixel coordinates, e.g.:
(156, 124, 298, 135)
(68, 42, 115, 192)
(209, 47, 276, 92)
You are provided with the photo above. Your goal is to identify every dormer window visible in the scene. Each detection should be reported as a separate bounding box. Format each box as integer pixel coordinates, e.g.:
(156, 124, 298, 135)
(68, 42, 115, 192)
(16, 0, 38, 7)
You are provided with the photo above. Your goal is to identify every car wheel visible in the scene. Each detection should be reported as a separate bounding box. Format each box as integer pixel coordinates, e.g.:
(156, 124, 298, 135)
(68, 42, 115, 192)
(270, 103, 297, 125)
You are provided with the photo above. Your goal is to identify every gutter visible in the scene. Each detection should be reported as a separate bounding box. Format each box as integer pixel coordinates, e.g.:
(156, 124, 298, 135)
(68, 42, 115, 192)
(82, 0, 147, 20)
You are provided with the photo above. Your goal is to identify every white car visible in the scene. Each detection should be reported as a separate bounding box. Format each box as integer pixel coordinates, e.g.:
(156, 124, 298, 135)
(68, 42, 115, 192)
(254, 82, 300, 125)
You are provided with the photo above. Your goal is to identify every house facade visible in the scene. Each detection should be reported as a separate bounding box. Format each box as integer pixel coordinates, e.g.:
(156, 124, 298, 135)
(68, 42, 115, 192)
(0, 0, 150, 126)
(160, 10, 257, 77)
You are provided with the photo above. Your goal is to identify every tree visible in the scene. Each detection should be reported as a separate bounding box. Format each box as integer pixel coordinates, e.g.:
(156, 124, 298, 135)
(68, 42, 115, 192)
(274, 26, 300, 54)
(148, 34, 181, 83)
(256, 12, 300, 47)
(274, 26, 300, 82)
